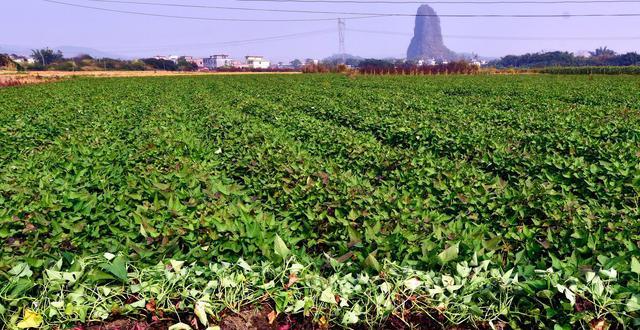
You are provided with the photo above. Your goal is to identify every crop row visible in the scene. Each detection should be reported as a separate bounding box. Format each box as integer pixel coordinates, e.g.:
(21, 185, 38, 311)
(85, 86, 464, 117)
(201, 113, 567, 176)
(1, 74, 639, 328)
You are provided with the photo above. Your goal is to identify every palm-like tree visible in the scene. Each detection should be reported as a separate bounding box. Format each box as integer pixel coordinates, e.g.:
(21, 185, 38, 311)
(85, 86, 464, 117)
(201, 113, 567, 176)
(589, 47, 616, 57)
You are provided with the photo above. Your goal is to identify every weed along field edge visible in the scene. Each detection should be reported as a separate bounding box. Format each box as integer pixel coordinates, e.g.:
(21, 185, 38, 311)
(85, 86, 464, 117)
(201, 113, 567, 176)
(0, 74, 639, 329)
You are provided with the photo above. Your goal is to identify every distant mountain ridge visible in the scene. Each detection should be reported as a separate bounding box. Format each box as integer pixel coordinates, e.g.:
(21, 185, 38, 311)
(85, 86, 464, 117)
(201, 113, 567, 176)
(0, 44, 125, 59)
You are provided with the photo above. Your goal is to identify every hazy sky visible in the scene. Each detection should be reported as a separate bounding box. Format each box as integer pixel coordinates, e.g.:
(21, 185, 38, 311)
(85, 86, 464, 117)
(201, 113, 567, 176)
(2, 0, 640, 61)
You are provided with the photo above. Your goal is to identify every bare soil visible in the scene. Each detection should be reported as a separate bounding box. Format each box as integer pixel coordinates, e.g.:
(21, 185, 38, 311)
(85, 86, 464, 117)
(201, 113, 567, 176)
(64, 308, 494, 330)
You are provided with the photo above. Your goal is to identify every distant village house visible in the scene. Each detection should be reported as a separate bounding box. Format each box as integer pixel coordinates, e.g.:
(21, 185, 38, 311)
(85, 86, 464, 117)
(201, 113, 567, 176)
(154, 55, 180, 63)
(184, 56, 204, 68)
(10, 54, 35, 64)
(151, 54, 272, 70)
(245, 55, 270, 69)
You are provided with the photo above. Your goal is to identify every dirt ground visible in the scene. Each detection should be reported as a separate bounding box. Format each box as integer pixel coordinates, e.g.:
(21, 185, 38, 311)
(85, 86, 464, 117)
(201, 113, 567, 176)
(68, 304, 304, 330)
(62, 306, 500, 330)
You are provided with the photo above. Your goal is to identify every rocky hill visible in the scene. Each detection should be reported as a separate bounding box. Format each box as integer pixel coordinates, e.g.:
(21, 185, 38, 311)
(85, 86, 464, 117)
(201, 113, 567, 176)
(0, 54, 17, 70)
(406, 5, 457, 61)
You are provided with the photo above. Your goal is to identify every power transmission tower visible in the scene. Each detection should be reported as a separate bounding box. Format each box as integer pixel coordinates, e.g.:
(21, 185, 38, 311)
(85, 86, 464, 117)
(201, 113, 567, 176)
(338, 18, 346, 64)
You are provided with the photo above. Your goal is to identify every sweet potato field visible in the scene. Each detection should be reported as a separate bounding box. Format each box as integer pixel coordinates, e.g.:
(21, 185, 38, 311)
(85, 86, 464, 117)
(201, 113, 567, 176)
(0, 74, 639, 329)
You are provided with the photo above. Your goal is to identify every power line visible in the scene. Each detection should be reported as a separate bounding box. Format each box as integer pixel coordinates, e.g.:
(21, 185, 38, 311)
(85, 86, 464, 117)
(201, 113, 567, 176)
(76, 0, 640, 12)
(348, 28, 640, 40)
(238, 0, 640, 4)
(349, 12, 640, 17)
(79, 0, 373, 16)
(208, 29, 336, 46)
(56, 0, 640, 18)
(109, 29, 336, 52)
(42, 0, 383, 21)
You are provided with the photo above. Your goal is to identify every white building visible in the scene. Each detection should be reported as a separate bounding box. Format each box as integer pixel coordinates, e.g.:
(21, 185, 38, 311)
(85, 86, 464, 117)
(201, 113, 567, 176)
(154, 55, 180, 63)
(305, 59, 320, 65)
(245, 55, 270, 69)
(203, 55, 234, 69)
(417, 59, 437, 66)
(10, 55, 35, 64)
(575, 50, 593, 58)
(202, 57, 214, 69)
(213, 55, 233, 68)
(184, 56, 204, 68)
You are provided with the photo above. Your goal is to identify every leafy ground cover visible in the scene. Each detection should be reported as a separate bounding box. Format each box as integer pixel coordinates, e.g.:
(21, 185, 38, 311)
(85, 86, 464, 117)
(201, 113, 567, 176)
(0, 74, 639, 329)
(537, 66, 640, 75)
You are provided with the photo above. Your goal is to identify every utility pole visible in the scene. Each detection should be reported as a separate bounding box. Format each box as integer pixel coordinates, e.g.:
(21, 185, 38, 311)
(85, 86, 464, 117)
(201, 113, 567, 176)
(338, 18, 346, 65)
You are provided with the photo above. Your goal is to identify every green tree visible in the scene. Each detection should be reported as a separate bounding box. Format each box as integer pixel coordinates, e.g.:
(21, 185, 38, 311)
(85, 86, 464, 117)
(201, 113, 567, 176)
(31, 48, 64, 66)
(590, 47, 616, 58)
(177, 57, 198, 72)
(141, 58, 178, 71)
(289, 59, 302, 68)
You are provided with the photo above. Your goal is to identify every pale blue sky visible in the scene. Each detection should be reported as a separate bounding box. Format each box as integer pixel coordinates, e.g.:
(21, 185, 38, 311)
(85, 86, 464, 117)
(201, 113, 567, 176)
(2, 0, 639, 61)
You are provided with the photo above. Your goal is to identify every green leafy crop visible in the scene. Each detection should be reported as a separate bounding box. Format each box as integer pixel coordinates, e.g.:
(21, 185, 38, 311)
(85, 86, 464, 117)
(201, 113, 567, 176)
(0, 74, 639, 329)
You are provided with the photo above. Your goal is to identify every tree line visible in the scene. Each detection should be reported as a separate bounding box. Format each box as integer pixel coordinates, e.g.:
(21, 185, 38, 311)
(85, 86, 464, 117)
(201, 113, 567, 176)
(4, 48, 199, 72)
(6, 47, 640, 73)
(491, 47, 640, 68)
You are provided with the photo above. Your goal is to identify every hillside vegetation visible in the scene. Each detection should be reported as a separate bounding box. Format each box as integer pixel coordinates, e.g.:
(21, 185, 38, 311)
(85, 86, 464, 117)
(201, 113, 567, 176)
(0, 75, 639, 329)
(0, 55, 17, 70)
(537, 66, 640, 75)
